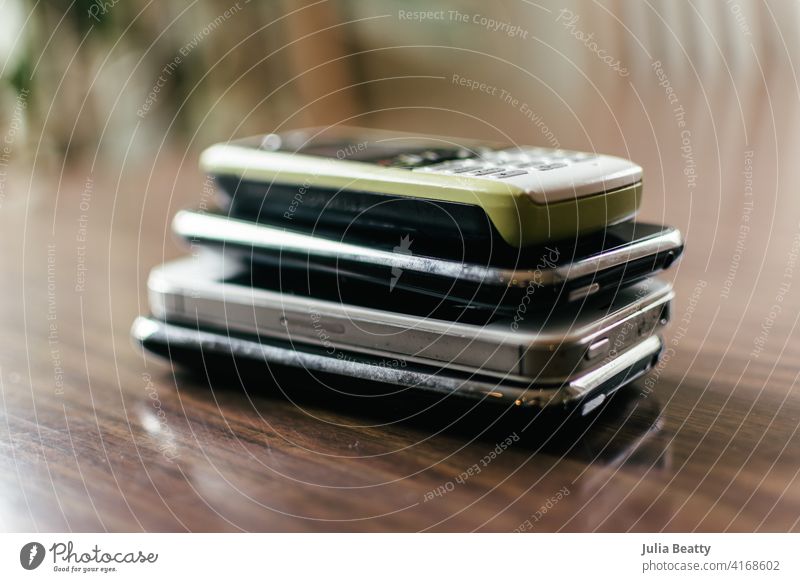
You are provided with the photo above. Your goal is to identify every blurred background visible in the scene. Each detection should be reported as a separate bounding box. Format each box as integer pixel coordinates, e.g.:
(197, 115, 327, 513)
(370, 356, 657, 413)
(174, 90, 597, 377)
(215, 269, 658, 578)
(1, 0, 792, 158)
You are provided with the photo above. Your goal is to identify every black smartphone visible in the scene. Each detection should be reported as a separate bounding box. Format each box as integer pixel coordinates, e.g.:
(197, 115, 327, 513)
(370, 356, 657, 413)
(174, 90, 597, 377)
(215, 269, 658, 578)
(132, 316, 663, 415)
(173, 209, 683, 315)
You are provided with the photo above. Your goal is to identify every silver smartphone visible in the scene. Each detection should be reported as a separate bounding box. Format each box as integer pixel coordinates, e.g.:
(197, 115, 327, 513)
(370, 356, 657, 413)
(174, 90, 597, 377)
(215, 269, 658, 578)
(148, 252, 673, 383)
(132, 316, 664, 414)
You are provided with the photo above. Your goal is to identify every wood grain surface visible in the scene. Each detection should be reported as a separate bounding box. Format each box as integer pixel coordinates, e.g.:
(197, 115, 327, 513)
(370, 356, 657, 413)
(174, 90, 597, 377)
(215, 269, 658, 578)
(2, 75, 800, 532)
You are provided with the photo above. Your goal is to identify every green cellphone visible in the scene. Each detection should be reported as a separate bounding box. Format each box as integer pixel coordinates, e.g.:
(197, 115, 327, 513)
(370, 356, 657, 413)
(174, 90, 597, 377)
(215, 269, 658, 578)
(200, 126, 642, 248)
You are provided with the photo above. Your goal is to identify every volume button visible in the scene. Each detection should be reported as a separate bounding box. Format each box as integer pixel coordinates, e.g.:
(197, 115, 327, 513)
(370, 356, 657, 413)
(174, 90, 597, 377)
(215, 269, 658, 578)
(585, 337, 610, 361)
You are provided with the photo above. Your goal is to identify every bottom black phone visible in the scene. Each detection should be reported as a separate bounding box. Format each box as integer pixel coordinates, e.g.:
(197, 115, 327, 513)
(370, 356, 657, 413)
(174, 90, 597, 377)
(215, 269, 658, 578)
(132, 316, 663, 417)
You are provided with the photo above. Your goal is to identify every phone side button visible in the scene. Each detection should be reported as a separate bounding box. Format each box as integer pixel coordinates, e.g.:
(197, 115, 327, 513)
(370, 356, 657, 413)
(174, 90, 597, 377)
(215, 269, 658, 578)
(585, 337, 610, 361)
(567, 282, 600, 302)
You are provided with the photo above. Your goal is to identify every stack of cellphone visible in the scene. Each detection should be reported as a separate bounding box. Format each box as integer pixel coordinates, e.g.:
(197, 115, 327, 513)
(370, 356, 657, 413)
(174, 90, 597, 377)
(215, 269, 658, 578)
(133, 127, 683, 417)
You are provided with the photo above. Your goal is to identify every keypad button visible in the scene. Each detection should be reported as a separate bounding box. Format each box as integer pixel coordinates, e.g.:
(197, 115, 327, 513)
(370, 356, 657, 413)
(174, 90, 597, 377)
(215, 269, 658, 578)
(494, 170, 528, 179)
(485, 152, 512, 162)
(423, 161, 466, 171)
(494, 148, 524, 157)
(470, 167, 505, 176)
(395, 154, 424, 166)
(568, 154, 598, 162)
(537, 162, 568, 171)
(522, 158, 551, 166)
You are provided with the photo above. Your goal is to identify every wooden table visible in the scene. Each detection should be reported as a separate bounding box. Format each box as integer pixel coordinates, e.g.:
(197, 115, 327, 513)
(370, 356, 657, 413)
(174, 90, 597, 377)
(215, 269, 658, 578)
(2, 76, 800, 532)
